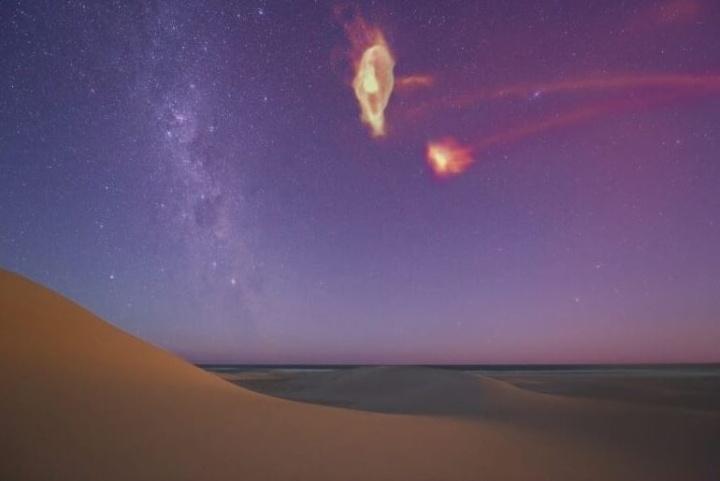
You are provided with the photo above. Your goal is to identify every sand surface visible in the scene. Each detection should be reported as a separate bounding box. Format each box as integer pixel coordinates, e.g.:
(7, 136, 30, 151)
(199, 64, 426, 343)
(2, 269, 719, 480)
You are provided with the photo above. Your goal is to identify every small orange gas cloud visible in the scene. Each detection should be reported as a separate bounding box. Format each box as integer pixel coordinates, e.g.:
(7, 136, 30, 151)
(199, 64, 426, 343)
(344, 18, 395, 137)
(427, 92, 686, 178)
(426, 138, 474, 178)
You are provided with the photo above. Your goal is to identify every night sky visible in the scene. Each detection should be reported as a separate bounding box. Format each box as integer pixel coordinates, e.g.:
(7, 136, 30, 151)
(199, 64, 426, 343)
(2, 0, 719, 363)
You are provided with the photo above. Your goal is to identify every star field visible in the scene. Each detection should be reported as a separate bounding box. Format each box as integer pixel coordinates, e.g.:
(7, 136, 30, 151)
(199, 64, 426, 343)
(1, 0, 719, 363)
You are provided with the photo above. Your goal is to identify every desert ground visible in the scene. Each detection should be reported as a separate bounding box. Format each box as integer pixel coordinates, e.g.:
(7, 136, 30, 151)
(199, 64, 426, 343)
(2, 268, 719, 481)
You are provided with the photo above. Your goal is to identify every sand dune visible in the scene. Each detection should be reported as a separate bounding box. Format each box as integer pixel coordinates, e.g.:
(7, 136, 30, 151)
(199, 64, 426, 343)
(2, 269, 718, 481)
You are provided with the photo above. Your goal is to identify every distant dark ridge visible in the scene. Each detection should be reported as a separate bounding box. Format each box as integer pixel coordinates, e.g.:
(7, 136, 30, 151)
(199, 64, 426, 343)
(198, 363, 720, 372)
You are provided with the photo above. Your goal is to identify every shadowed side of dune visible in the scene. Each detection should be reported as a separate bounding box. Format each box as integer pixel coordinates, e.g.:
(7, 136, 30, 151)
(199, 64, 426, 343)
(236, 365, 536, 416)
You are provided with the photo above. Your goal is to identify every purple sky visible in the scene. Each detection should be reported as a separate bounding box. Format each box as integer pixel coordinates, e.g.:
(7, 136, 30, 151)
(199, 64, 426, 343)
(2, 0, 719, 363)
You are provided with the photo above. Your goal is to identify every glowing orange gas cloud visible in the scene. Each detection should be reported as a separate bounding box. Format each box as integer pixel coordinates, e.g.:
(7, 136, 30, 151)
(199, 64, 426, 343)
(344, 17, 395, 137)
(426, 104, 616, 178)
(427, 92, 688, 178)
(426, 138, 474, 178)
(335, 11, 720, 180)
